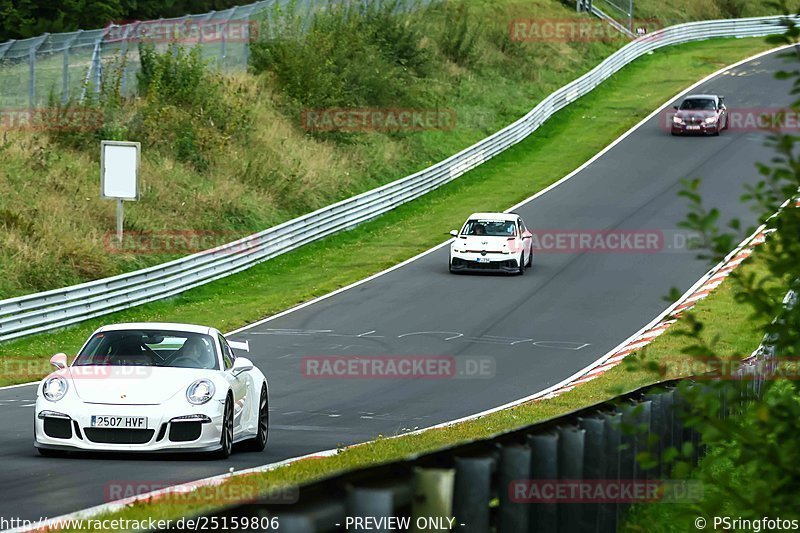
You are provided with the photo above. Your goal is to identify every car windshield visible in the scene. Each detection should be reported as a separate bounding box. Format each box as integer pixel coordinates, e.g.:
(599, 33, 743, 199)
(462, 219, 517, 237)
(679, 98, 715, 111)
(73, 330, 219, 370)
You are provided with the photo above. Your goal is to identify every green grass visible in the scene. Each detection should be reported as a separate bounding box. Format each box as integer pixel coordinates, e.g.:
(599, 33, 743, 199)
(593, 0, 788, 27)
(0, 0, 626, 298)
(0, 36, 776, 385)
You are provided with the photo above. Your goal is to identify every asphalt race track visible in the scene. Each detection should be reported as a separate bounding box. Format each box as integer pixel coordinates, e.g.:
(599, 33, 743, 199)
(0, 49, 793, 523)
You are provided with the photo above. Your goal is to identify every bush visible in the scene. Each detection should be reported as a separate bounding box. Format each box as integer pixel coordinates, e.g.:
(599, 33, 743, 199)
(45, 44, 250, 172)
(250, 0, 432, 111)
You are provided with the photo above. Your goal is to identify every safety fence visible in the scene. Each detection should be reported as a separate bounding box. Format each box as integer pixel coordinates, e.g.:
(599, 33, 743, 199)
(0, 14, 794, 342)
(158, 373, 767, 533)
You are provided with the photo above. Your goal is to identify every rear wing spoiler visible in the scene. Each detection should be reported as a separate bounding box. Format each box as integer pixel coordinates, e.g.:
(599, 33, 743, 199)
(228, 340, 250, 352)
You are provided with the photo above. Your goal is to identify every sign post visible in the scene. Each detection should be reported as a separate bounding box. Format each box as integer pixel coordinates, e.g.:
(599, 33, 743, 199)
(100, 141, 140, 243)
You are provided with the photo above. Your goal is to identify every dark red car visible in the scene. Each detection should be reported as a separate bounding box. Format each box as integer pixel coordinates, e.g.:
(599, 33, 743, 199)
(671, 94, 728, 136)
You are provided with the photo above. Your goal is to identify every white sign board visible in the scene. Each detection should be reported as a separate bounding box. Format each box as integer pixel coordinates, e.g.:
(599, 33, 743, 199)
(101, 141, 140, 200)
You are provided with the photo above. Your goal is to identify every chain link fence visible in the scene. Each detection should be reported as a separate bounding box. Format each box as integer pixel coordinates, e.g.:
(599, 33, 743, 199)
(0, 0, 324, 109)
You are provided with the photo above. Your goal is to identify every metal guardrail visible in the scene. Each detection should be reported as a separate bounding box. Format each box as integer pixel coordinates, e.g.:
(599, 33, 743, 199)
(0, 15, 793, 342)
(158, 377, 763, 533)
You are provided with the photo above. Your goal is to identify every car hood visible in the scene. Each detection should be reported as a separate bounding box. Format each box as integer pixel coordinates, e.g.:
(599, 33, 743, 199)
(67, 366, 215, 405)
(455, 235, 514, 253)
(674, 109, 715, 120)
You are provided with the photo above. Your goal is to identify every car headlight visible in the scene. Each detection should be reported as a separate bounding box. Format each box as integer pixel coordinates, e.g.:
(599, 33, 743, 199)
(704, 116, 717, 124)
(186, 379, 216, 405)
(673, 116, 683, 124)
(42, 376, 68, 402)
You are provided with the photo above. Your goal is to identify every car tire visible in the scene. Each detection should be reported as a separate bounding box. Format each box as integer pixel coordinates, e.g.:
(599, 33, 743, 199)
(517, 255, 525, 275)
(211, 394, 234, 459)
(244, 384, 269, 452)
(526, 251, 533, 268)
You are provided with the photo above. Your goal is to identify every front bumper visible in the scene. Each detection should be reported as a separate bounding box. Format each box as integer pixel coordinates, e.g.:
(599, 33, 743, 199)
(34, 397, 225, 453)
(671, 122, 718, 135)
(450, 252, 520, 273)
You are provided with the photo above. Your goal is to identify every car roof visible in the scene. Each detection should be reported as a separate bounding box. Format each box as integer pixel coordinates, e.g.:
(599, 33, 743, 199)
(467, 212, 519, 222)
(683, 94, 718, 100)
(97, 323, 217, 335)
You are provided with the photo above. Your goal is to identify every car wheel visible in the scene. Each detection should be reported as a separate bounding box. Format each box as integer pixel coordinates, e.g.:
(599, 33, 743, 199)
(212, 395, 233, 459)
(526, 250, 533, 268)
(244, 384, 269, 452)
(517, 254, 525, 275)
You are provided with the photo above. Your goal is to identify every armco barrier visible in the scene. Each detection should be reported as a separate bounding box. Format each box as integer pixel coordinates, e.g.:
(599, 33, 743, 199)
(154, 377, 764, 533)
(0, 15, 794, 342)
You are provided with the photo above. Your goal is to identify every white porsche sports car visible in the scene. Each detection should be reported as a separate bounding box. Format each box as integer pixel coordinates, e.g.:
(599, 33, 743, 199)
(449, 212, 533, 274)
(34, 323, 268, 458)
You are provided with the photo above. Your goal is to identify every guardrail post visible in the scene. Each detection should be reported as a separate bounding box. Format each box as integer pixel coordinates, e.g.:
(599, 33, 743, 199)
(557, 426, 585, 533)
(453, 456, 494, 533)
(498, 445, 531, 533)
(634, 401, 652, 481)
(600, 412, 622, 533)
(412, 467, 454, 532)
(578, 415, 606, 533)
(644, 392, 665, 479)
(347, 487, 394, 533)
(528, 433, 558, 532)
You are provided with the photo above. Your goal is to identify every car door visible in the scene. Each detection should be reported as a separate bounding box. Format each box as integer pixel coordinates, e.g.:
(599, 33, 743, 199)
(219, 335, 248, 436)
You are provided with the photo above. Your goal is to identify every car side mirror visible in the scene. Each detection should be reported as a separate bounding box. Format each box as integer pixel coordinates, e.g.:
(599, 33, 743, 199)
(449, 230, 458, 237)
(50, 353, 68, 370)
(232, 357, 254, 376)
(673, 105, 679, 110)
(522, 230, 532, 239)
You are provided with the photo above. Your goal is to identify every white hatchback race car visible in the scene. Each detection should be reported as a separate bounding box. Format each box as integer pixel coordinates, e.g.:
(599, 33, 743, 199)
(34, 323, 268, 458)
(449, 212, 533, 274)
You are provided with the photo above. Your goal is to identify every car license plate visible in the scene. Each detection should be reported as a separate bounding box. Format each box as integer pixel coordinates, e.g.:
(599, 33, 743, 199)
(91, 415, 147, 429)
(687, 125, 700, 130)
(476, 257, 490, 263)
